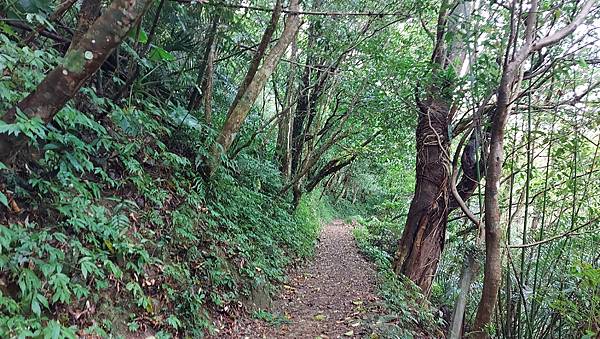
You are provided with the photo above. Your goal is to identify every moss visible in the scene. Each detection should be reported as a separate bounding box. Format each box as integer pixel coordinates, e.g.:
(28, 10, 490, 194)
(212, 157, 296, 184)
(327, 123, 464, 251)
(63, 50, 86, 73)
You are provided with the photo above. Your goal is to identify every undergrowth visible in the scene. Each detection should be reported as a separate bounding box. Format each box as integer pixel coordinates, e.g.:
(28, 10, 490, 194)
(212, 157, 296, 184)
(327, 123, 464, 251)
(352, 219, 443, 338)
(0, 33, 326, 337)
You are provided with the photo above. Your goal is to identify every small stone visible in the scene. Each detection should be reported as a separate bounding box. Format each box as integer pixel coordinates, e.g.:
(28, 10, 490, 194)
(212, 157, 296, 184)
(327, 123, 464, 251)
(62, 69, 68, 75)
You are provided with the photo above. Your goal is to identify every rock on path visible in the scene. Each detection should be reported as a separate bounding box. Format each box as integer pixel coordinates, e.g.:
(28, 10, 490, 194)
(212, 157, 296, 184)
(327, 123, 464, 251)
(226, 220, 384, 338)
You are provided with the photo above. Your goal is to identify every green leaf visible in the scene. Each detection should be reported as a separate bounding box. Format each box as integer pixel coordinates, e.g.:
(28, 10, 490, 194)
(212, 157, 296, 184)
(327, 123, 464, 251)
(31, 297, 41, 316)
(0, 22, 16, 36)
(79, 257, 95, 279)
(129, 27, 148, 43)
(0, 121, 21, 136)
(42, 320, 62, 339)
(37, 293, 49, 308)
(49, 272, 71, 303)
(0, 191, 8, 208)
(149, 46, 175, 62)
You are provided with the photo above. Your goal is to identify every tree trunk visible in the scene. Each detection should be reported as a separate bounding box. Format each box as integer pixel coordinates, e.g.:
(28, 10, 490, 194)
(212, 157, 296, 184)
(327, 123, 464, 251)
(141, 0, 166, 56)
(188, 16, 220, 112)
(202, 39, 217, 125)
(471, 106, 505, 338)
(305, 156, 354, 193)
(392, 97, 451, 295)
(69, 0, 101, 51)
(450, 249, 481, 339)
(305, 130, 380, 193)
(471, 2, 592, 334)
(0, 0, 152, 165)
(208, 0, 300, 175)
(449, 132, 482, 211)
(226, 0, 282, 113)
(113, 0, 166, 100)
(290, 61, 312, 176)
(289, 0, 321, 177)
(392, 0, 474, 296)
(276, 39, 298, 176)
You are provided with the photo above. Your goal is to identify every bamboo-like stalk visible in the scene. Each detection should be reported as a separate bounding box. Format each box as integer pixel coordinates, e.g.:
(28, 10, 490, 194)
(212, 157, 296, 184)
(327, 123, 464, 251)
(529, 109, 556, 325)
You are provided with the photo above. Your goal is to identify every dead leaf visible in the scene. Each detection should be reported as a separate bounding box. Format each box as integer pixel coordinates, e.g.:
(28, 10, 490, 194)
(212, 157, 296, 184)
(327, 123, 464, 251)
(344, 330, 354, 336)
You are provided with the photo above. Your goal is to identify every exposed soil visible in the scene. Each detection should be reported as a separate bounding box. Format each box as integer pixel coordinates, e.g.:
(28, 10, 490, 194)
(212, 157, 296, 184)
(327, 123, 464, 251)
(223, 220, 385, 338)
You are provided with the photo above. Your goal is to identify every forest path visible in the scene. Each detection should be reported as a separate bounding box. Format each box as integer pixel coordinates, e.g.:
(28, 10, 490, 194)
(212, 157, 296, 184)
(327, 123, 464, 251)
(227, 219, 384, 338)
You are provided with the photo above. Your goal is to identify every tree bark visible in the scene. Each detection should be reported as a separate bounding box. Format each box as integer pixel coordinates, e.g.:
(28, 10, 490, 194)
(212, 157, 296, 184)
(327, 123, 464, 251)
(227, 0, 282, 112)
(289, 4, 323, 176)
(0, 0, 152, 165)
(392, 0, 473, 296)
(188, 16, 220, 112)
(208, 0, 300, 175)
(448, 132, 482, 211)
(449, 250, 481, 339)
(113, 0, 167, 100)
(305, 130, 381, 193)
(392, 96, 451, 295)
(305, 156, 354, 193)
(290, 59, 312, 176)
(202, 38, 217, 125)
(276, 39, 298, 176)
(69, 0, 102, 51)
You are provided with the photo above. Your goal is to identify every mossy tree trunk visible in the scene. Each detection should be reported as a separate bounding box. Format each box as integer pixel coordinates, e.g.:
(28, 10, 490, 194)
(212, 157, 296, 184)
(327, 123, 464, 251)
(0, 0, 152, 165)
(209, 0, 300, 175)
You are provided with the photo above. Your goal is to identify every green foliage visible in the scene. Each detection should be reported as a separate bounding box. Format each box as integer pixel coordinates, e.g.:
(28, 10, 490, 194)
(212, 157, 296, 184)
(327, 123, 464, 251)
(252, 309, 291, 327)
(549, 262, 600, 336)
(1, 0, 598, 336)
(0, 34, 326, 337)
(353, 223, 442, 337)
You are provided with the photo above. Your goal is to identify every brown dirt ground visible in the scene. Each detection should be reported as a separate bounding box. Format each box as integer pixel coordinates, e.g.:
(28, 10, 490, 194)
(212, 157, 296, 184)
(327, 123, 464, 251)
(221, 219, 386, 339)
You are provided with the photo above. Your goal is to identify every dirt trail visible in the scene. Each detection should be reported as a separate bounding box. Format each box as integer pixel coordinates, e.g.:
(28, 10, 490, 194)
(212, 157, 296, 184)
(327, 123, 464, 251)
(228, 219, 384, 338)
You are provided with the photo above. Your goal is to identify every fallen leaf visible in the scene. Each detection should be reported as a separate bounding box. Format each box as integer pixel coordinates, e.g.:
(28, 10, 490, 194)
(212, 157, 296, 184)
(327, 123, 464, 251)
(344, 330, 354, 336)
(314, 314, 326, 321)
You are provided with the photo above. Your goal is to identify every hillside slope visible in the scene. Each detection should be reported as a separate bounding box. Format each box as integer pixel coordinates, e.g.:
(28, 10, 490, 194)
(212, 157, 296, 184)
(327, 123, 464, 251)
(0, 34, 328, 337)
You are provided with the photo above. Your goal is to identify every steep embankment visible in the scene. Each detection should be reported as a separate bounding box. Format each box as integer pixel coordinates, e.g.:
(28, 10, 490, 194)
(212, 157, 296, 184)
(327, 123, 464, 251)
(0, 34, 326, 338)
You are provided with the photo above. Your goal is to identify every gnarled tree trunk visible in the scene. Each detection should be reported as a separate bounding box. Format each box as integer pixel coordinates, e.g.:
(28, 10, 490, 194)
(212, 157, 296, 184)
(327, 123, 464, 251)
(392, 0, 473, 296)
(392, 96, 451, 295)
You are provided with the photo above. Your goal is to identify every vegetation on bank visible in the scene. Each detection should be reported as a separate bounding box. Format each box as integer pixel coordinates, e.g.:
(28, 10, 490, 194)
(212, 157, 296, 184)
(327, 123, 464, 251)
(353, 221, 442, 338)
(0, 33, 331, 337)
